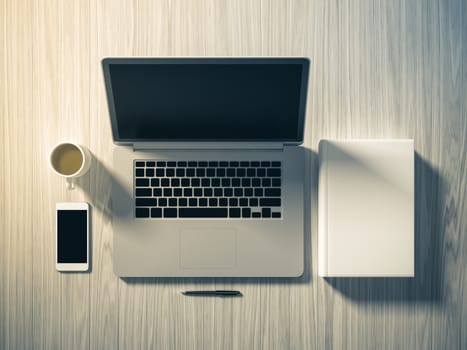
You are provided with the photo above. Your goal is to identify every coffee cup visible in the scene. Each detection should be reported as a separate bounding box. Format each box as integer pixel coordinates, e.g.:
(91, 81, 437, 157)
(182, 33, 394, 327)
(49, 142, 92, 190)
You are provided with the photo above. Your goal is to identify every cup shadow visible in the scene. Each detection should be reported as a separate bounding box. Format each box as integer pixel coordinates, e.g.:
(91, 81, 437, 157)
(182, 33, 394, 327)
(325, 152, 446, 303)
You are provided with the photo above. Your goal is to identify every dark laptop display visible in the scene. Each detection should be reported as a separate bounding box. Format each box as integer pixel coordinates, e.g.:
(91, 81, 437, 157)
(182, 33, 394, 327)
(102, 58, 309, 142)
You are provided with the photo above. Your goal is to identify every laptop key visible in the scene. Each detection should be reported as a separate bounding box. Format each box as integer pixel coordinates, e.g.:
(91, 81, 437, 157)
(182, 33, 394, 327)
(179, 198, 188, 207)
(189, 198, 197, 206)
(249, 198, 258, 206)
(234, 188, 243, 197)
(153, 188, 162, 196)
(219, 161, 228, 167)
(136, 178, 150, 187)
(181, 178, 190, 187)
(135, 208, 149, 218)
(151, 178, 160, 187)
(161, 179, 170, 187)
(260, 198, 281, 207)
(267, 168, 281, 177)
(214, 188, 223, 197)
(163, 188, 172, 197)
(171, 178, 180, 187)
(198, 161, 208, 167)
(134, 200, 150, 212)
(173, 188, 182, 197)
(242, 208, 251, 218)
(150, 208, 162, 218)
(229, 208, 240, 218)
(169, 198, 177, 207)
(156, 161, 166, 167)
(272, 212, 281, 218)
(229, 198, 238, 206)
(177, 161, 187, 167)
(199, 198, 208, 206)
(188, 161, 197, 167)
(211, 178, 221, 187)
(158, 198, 167, 207)
(135, 168, 145, 177)
(262, 208, 271, 218)
(219, 198, 228, 206)
(135, 161, 145, 167)
(239, 198, 248, 207)
(271, 161, 281, 167)
(272, 178, 281, 187)
(166, 168, 175, 177)
(136, 188, 152, 197)
(265, 188, 281, 197)
(206, 168, 216, 177)
(164, 208, 177, 218)
(209, 198, 218, 206)
(146, 161, 155, 167)
(176, 168, 185, 177)
(252, 212, 261, 218)
(208, 161, 218, 167)
(179, 208, 228, 218)
(167, 161, 176, 167)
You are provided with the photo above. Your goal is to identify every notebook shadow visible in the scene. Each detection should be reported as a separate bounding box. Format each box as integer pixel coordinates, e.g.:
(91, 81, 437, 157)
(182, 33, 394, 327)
(121, 147, 316, 286)
(325, 152, 446, 303)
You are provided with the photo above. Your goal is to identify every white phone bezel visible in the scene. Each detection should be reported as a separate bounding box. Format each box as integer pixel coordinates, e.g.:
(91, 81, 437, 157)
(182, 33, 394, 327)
(56, 202, 90, 271)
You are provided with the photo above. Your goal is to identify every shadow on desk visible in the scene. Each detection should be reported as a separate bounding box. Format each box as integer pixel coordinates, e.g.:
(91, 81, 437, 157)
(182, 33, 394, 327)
(326, 152, 447, 303)
(121, 148, 317, 286)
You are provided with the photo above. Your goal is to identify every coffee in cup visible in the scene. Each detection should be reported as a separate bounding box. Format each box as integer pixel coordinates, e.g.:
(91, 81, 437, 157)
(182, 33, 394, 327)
(50, 142, 91, 189)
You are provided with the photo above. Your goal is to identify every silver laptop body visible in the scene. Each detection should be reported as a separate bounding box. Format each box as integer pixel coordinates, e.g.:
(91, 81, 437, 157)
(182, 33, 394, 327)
(102, 57, 310, 277)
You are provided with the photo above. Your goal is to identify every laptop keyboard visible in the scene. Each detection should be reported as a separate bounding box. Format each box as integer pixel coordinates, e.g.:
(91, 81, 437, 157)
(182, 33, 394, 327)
(134, 160, 282, 219)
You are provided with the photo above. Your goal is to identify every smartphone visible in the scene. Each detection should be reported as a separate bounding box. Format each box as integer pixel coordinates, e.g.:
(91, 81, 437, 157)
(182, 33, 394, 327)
(56, 202, 90, 271)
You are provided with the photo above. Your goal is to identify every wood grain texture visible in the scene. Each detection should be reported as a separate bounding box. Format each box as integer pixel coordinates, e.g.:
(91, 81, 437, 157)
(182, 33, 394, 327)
(1, 0, 466, 349)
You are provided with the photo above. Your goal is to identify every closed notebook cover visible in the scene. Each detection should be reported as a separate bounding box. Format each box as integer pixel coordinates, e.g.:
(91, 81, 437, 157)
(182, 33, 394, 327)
(318, 140, 414, 277)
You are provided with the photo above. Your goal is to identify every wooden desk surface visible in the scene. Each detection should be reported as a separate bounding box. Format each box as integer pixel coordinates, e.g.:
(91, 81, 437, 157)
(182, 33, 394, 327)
(1, 0, 466, 349)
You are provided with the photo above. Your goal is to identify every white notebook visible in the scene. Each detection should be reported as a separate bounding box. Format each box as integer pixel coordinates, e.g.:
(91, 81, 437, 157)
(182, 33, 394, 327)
(318, 140, 414, 277)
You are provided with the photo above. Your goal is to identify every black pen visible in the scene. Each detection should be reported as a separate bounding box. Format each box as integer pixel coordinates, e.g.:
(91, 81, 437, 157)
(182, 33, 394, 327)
(181, 290, 242, 296)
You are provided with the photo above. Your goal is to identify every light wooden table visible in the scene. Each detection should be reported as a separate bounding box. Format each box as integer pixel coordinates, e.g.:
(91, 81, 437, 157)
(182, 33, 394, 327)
(1, 0, 466, 349)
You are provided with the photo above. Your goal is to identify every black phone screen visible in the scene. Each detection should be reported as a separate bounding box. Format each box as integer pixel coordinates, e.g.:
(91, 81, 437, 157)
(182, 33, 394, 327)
(57, 210, 87, 263)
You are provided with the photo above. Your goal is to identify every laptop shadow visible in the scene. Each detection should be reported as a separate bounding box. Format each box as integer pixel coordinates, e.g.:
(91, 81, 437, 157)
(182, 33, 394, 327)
(325, 152, 446, 303)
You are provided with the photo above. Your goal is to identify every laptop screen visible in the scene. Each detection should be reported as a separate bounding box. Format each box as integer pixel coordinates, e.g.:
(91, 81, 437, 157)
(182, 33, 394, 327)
(103, 58, 309, 142)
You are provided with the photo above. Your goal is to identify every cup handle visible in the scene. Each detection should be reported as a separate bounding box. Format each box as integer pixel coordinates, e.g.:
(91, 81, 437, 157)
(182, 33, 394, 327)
(66, 178, 75, 190)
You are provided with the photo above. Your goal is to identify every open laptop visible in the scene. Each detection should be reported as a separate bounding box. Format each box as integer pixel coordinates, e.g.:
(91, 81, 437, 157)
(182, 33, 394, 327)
(102, 57, 310, 277)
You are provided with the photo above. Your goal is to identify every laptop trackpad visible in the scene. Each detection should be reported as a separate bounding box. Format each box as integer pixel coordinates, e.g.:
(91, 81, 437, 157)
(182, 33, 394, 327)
(180, 228, 237, 268)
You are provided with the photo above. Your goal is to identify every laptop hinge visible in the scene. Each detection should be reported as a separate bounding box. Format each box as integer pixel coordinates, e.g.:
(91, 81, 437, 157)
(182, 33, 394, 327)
(132, 142, 288, 151)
